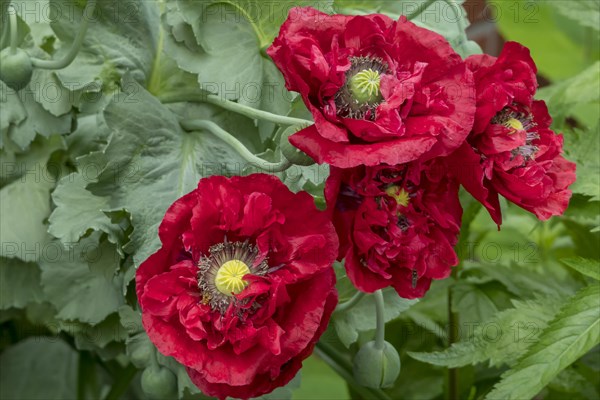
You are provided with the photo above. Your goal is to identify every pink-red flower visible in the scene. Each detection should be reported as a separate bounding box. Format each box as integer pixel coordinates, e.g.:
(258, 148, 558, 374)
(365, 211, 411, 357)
(448, 42, 576, 224)
(136, 174, 338, 399)
(325, 160, 462, 298)
(268, 7, 475, 168)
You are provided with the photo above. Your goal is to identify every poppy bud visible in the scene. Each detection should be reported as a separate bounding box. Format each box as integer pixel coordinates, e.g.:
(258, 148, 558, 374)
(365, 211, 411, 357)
(352, 340, 401, 388)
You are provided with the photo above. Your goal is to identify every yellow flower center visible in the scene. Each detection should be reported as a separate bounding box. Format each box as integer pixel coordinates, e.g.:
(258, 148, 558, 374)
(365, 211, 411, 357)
(385, 186, 410, 207)
(503, 118, 524, 132)
(214, 259, 250, 296)
(349, 68, 382, 104)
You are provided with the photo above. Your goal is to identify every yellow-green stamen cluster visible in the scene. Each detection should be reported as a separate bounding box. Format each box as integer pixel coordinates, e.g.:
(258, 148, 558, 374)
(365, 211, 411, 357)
(349, 68, 382, 104)
(385, 185, 410, 207)
(335, 56, 389, 119)
(215, 259, 250, 295)
(198, 240, 269, 313)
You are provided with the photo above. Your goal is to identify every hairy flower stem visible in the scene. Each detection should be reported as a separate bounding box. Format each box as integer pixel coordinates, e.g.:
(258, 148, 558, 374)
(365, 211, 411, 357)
(160, 92, 313, 127)
(30, 0, 97, 69)
(181, 119, 292, 172)
(374, 290, 386, 349)
(8, 3, 17, 54)
(334, 291, 366, 313)
(406, 0, 437, 20)
(447, 263, 462, 400)
(315, 342, 392, 400)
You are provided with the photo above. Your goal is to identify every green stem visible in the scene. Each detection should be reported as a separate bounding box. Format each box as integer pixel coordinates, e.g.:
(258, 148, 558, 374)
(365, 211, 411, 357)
(447, 269, 460, 400)
(160, 92, 312, 127)
(374, 290, 386, 349)
(103, 365, 137, 400)
(335, 291, 366, 313)
(406, 0, 437, 20)
(77, 351, 97, 400)
(181, 119, 292, 172)
(315, 342, 392, 400)
(30, 0, 97, 69)
(8, 3, 17, 54)
(442, 0, 468, 46)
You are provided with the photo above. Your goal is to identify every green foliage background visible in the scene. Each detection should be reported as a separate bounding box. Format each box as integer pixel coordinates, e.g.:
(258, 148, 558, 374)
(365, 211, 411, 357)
(0, 1, 598, 399)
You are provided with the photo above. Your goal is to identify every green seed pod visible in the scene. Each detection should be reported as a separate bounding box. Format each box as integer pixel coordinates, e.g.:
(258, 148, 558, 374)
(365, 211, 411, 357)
(141, 366, 177, 399)
(129, 342, 153, 367)
(352, 340, 401, 388)
(279, 126, 315, 166)
(0, 48, 33, 91)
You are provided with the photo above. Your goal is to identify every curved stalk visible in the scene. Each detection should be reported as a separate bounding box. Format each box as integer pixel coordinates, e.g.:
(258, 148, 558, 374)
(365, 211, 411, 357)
(160, 92, 312, 127)
(315, 342, 392, 400)
(406, 0, 437, 20)
(181, 119, 292, 173)
(30, 0, 97, 69)
(374, 290, 386, 349)
(8, 3, 17, 54)
(335, 291, 366, 314)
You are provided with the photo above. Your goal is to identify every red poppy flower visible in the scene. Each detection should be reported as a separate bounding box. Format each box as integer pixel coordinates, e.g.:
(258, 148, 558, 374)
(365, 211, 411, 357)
(325, 160, 462, 298)
(448, 42, 576, 224)
(136, 174, 338, 399)
(267, 7, 475, 168)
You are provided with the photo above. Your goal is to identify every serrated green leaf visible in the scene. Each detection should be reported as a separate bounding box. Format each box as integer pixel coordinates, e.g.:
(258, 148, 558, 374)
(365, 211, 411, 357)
(562, 257, 600, 280)
(561, 124, 600, 201)
(88, 77, 246, 265)
(0, 338, 77, 400)
(39, 233, 124, 324)
(538, 62, 600, 129)
(409, 296, 563, 369)
(0, 257, 44, 309)
(332, 288, 417, 347)
(486, 283, 600, 400)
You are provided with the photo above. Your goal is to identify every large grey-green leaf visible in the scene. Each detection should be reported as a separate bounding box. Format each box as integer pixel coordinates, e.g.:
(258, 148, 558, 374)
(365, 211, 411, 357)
(162, 1, 295, 141)
(334, 0, 481, 57)
(0, 257, 44, 309)
(409, 296, 563, 369)
(332, 288, 417, 347)
(39, 233, 124, 324)
(89, 77, 245, 265)
(0, 82, 26, 146)
(486, 283, 600, 400)
(48, 172, 126, 247)
(176, 0, 334, 49)
(49, 0, 160, 88)
(1, 84, 71, 150)
(0, 164, 55, 261)
(0, 338, 77, 400)
(543, 0, 600, 32)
